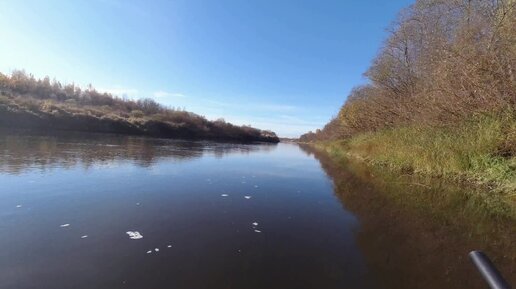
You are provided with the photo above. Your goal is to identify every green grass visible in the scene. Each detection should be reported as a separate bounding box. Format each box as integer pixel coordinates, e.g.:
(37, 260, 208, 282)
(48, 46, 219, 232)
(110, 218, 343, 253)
(312, 112, 516, 218)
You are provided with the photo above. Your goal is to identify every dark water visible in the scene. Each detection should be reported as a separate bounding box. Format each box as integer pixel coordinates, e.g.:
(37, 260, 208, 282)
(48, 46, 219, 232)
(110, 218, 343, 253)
(301, 145, 515, 289)
(1, 133, 514, 289)
(0, 133, 370, 289)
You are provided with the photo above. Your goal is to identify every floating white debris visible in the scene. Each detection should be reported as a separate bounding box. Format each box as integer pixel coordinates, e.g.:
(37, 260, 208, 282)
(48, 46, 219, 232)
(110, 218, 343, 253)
(167, 245, 172, 248)
(16, 205, 22, 208)
(81, 235, 88, 239)
(244, 196, 252, 199)
(60, 224, 70, 228)
(126, 231, 143, 240)
(252, 222, 258, 226)
(221, 194, 229, 197)
(254, 185, 259, 188)
(136, 203, 140, 206)
(155, 248, 159, 252)
(146, 250, 152, 254)
(254, 230, 262, 233)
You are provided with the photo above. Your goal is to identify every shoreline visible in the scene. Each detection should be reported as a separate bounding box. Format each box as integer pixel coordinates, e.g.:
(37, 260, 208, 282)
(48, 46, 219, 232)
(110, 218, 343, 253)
(301, 144, 516, 288)
(0, 102, 280, 144)
(301, 139, 515, 221)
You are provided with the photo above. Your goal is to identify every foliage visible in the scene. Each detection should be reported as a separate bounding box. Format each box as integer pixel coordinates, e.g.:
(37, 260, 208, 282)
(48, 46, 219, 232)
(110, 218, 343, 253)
(0, 71, 279, 142)
(300, 0, 515, 142)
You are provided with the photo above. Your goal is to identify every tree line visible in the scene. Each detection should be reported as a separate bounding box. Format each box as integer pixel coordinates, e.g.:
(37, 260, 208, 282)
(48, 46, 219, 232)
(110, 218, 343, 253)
(0, 70, 182, 115)
(0, 70, 278, 142)
(300, 0, 515, 142)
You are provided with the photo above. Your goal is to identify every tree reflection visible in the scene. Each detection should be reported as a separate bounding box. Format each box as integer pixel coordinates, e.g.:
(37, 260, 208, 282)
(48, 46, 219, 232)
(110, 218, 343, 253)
(0, 132, 277, 174)
(299, 144, 515, 289)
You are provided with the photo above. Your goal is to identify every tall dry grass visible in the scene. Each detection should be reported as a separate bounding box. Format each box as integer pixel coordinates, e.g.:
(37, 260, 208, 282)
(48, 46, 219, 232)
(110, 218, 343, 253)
(326, 112, 515, 194)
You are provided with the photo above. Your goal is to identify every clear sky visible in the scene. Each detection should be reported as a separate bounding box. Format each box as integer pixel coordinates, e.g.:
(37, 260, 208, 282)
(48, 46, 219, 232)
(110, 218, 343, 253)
(0, 0, 413, 137)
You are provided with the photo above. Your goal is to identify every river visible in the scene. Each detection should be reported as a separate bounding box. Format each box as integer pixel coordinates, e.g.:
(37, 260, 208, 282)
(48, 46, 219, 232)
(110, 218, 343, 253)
(0, 132, 513, 289)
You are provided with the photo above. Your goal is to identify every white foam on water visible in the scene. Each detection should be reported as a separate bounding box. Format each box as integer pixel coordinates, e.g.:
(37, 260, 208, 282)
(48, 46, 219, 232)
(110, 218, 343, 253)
(146, 250, 152, 254)
(16, 205, 22, 208)
(155, 248, 159, 252)
(244, 196, 251, 199)
(252, 222, 258, 226)
(126, 231, 143, 240)
(136, 203, 140, 206)
(254, 185, 259, 188)
(60, 224, 70, 228)
(167, 245, 172, 248)
(254, 230, 262, 233)
(81, 235, 88, 239)
(221, 194, 228, 197)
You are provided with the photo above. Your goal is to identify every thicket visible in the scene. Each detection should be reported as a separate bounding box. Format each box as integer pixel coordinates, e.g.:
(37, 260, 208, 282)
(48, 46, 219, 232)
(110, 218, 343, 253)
(0, 70, 278, 142)
(300, 0, 515, 143)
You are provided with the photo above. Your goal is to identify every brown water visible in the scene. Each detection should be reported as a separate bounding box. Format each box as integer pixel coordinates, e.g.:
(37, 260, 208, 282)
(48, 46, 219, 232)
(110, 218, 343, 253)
(300, 145, 515, 289)
(0, 132, 514, 289)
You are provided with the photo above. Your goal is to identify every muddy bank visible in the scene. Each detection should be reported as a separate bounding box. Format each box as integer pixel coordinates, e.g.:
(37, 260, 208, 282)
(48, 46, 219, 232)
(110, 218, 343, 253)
(300, 144, 515, 289)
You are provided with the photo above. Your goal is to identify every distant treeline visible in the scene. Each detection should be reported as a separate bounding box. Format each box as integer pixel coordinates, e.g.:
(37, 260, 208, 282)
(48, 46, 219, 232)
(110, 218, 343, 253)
(300, 0, 515, 142)
(0, 71, 279, 143)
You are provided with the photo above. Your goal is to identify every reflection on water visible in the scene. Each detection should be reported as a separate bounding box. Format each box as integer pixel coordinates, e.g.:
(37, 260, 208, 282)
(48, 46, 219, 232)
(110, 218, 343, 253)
(0, 132, 276, 174)
(300, 144, 515, 289)
(1, 132, 513, 289)
(0, 132, 369, 289)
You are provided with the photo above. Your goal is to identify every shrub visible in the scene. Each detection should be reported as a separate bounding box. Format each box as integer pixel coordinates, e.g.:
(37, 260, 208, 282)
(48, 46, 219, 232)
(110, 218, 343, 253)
(301, 0, 515, 142)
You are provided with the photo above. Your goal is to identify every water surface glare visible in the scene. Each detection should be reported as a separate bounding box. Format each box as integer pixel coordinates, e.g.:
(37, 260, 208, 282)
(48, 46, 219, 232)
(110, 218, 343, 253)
(0, 134, 371, 289)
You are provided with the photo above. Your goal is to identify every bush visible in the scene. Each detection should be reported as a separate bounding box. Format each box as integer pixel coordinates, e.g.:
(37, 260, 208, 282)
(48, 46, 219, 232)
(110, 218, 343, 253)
(344, 113, 515, 191)
(130, 110, 145, 118)
(301, 0, 515, 142)
(0, 71, 279, 142)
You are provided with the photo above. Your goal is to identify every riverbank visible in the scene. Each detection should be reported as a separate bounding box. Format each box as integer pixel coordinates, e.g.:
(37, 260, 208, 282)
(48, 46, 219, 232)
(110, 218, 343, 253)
(304, 112, 516, 220)
(0, 71, 279, 143)
(0, 98, 278, 143)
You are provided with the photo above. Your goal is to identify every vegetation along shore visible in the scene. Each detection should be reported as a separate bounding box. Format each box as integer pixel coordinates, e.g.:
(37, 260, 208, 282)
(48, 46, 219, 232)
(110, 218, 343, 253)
(300, 0, 515, 215)
(0, 71, 279, 143)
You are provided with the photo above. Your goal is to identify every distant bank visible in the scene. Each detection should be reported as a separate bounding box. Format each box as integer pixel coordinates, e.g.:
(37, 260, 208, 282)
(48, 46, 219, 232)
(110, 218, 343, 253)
(0, 71, 279, 143)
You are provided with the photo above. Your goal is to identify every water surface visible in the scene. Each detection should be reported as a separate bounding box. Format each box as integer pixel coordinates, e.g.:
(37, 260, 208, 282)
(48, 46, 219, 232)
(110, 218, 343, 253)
(1, 132, 513, 289)
(0, 133, 370, 289)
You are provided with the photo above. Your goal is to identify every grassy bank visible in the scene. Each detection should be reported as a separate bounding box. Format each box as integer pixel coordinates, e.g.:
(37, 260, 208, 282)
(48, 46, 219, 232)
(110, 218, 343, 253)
(309, 112, 516, 218)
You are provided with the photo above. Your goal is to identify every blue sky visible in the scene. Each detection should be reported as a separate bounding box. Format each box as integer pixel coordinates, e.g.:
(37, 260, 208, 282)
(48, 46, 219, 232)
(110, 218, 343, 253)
(0, 0, 413, 137)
